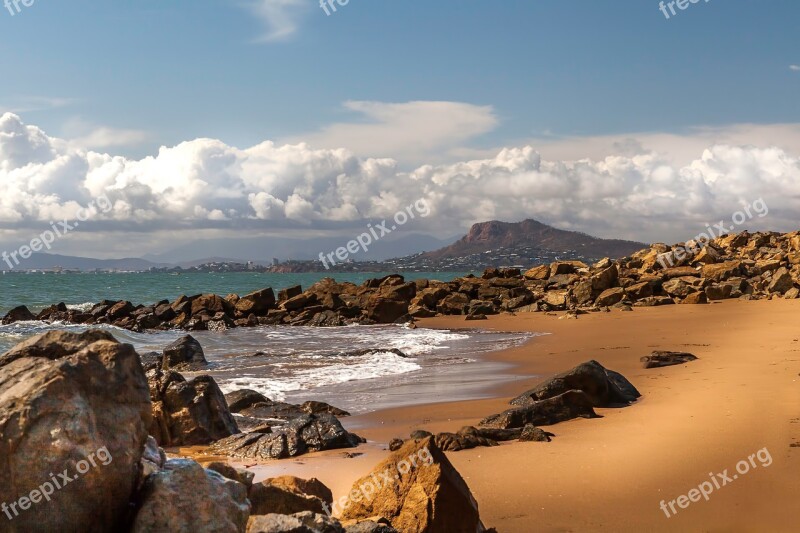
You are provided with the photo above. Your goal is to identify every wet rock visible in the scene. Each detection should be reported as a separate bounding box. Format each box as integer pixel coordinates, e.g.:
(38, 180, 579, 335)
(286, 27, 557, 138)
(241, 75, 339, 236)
(1, 304, 36, 324)
(162, 334, 208, 371)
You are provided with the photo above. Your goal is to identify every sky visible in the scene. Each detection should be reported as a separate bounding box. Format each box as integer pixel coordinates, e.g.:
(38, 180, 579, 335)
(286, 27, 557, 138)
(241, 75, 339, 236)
(0, 0, 799, 259)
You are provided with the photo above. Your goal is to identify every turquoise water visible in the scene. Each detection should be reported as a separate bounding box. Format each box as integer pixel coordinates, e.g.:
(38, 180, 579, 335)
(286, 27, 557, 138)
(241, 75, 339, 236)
(0, 271, 471, 314)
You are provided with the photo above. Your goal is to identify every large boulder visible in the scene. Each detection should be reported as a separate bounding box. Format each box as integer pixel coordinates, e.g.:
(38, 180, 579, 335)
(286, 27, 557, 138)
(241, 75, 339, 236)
(0, 330, 152, 532)
(249, 476, 330, 516)
(162, 334, 209, 370)
(132, 458, 250, 533)
(148, 370, 239, 446)
(510, 360, 640, 408)
(340, 437, 486, 532)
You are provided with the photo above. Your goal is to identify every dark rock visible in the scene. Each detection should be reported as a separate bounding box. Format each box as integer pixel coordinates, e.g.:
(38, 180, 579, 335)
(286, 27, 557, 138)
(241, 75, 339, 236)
(226, 389, 271, 413)
(1, 304, 36, 324)
(510, 360, 640, 408)
(479, 390, 599, 429)
(519, 424, 553, 442)
(236, 287, 276, 316)
(641, 351, 698, 369)
(388, 438, 404, 451)
(162, 334, 208, 371)
(208, 414, 362, 460)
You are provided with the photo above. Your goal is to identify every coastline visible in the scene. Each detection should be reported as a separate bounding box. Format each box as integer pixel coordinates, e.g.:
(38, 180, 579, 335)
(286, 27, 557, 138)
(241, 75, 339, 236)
(210, 299, 800, 532)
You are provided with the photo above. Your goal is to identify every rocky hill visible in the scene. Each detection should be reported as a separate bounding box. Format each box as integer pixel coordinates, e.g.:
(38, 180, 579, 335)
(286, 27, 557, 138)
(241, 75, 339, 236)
(420, 219, 646, 261)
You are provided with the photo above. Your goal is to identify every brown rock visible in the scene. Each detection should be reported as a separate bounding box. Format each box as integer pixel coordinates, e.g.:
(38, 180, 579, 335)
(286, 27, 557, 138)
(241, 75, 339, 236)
(340, 438, 486, 533)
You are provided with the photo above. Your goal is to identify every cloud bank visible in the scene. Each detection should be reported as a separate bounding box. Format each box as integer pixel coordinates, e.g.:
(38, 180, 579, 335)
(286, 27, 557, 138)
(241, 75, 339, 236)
(1, 112, 798, 250)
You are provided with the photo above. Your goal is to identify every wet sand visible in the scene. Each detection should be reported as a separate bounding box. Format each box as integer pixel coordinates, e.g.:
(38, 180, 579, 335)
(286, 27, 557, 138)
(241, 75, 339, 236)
(194, 299, 800, 532)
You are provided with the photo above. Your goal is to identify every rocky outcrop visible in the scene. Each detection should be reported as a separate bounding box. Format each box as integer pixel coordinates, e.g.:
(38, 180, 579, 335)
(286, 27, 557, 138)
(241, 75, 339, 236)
(132, 458, 250, 533)
(0, 330, 152, 532)
(641, 351, 698, 369)
(21, 231, 800, 332)
(340, 437, 487, 533)
(249, 477, 329, 516)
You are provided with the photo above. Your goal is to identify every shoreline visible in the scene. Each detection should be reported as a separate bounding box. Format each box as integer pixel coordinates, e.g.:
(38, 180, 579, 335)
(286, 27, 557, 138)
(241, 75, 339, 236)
(198, 299, 800, 532)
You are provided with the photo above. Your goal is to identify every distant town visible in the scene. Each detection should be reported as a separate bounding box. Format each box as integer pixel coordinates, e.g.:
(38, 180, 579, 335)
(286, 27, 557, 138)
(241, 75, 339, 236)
(1, 244, 599, 274)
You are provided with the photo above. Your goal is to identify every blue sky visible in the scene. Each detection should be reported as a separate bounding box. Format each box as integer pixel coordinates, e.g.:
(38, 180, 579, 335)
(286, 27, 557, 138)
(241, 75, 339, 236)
(1, 0, 798, 157)
(1, 0, 800, 259)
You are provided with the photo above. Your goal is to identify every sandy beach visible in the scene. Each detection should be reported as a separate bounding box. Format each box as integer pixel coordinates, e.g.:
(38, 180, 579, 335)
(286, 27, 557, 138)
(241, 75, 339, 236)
(231, 299, 800, 532)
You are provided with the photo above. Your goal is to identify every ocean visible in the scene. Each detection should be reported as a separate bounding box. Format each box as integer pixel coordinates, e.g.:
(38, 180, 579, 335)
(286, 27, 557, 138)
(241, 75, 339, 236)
(0, 272, 535, 413)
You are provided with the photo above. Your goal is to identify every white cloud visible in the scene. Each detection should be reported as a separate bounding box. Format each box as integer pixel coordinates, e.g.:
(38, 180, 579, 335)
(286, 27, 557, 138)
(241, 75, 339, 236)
(288, 101, 499, 165)
(247, 0, 308, 42)
(1, 112, 799, 251)
(790, 65, 800, 71)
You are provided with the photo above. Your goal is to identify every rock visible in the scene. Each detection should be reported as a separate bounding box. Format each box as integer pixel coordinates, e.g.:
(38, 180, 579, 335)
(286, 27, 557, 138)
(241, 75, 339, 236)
(236, 288, 276, 316)
(340, 437, 486, 533)
(107, 300, 135, 321)
(278, 285, 304, 301)
(226, 389, 272, 413)
(523, 265, 550, 280)
(247, 513, 342, 533)
(437, 292, 470, 315)
(191, 294, 234, 317)
(0, 330, 151, 532)
(663, 278, 701, 298)
(132, 458, 250, 533)
(149, 371, 239, 446)
(433, 428, 497, 452)
(162, 334, 208, 370)
(680, 292, 708, 304)
(1, 304, 36, 324)
(641, 351, 698, 369)
(595, 287, 626, 307)
(343, 519, 399, 533)
(249, 478, 328, 516)
(465, 313, 488, 321)
(591, 264, 619, 292)
(261, 476, 334, 507)
(541, 290, 568, 310)
(768, 267, 795, 294)
(519, 424, 553, 442)
(510, 360, 640, 408)
(409, 429, 433, 439)
(702, 261, 744, 282)
(388, 438, 404, 451)
(301, 400, 350, 417)
(205, 461, 256, 489)
(479, 390, 599, 429)
(209, 414, 362, 460)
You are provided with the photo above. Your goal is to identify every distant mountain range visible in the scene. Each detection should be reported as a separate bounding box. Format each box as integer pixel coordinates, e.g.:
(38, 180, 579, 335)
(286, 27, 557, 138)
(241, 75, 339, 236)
(421, 219, 646, 261)
(0, 219, 648, 272)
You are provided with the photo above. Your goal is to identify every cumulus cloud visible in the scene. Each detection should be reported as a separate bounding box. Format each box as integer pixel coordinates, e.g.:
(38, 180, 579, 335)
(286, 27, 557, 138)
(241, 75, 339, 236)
(247, 0, 308, 42)
(790, 65, 800, 72)
(1, 112, 799, 250)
